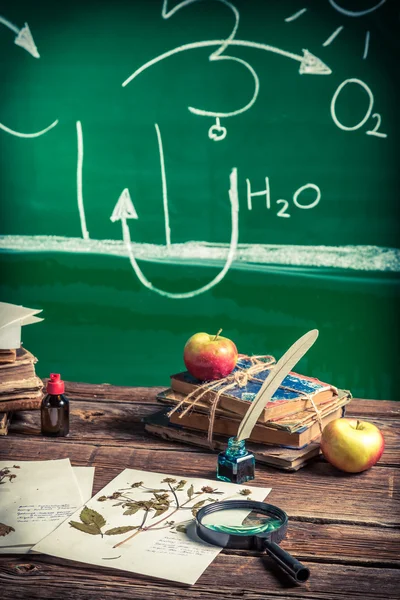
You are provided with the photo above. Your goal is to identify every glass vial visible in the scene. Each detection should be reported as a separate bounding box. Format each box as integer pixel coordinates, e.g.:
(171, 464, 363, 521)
(217, 437, 255, 484)
(41, 373, 69, 437)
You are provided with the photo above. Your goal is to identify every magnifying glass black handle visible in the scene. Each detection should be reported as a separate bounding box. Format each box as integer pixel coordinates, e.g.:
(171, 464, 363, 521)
(263, 540, 310, 583)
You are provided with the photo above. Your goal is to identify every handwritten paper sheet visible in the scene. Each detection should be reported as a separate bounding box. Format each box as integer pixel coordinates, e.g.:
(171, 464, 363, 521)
(34, 469, 271, 585)
(0, 459, 84, 547)
(0, 466, 95, 554)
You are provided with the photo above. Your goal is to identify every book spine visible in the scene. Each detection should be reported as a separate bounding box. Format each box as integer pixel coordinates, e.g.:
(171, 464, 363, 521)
(0, 397, 42, 411)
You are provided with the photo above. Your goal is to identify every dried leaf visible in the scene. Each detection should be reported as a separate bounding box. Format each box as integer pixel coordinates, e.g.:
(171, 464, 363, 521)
(175, 524, 188, 533)
(0, 522, 15, 537)
(175, 480, 187, 491)
(123, 506, 140, 516)
(191, 499, 207, 510)
(187, 484, 194, 500)
(69, 521, 102, 535)
(153, 506, 169, 518)
(104, 526, 139, 535)
(80, 507, 106, 529)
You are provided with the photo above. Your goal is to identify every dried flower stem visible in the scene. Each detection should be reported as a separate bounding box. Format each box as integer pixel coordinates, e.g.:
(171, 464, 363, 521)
(113, 492, 206, 549)
(167, 482, 180, 508)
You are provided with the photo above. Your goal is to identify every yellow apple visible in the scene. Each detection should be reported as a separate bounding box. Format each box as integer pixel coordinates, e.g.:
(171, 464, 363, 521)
(320, 418, 384, 473)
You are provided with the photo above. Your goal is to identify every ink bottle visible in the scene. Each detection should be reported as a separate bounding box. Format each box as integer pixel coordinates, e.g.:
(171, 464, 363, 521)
(41, 373, 69, 437)
(217, 437, 255, 484)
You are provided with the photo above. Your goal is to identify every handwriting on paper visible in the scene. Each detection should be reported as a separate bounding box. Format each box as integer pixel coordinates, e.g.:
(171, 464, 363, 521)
(17, 504, 77, 523)
(146, 533, 216, 557)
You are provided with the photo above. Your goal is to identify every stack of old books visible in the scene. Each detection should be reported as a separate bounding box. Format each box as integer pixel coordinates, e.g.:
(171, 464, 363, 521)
(0, 302, 44, 434)
(145, 355, 352, 471)
(0, 347, 43, 421)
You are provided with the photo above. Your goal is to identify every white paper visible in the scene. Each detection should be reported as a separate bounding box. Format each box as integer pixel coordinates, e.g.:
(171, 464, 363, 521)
(33, 469, 271, 585)
(0, 302, 43, 349)
(0, 459, 83, 547)
(0, 466, 96, 554)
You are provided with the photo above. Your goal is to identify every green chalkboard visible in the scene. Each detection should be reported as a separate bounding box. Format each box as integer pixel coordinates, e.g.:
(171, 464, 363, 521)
(0, 0, 399, 399)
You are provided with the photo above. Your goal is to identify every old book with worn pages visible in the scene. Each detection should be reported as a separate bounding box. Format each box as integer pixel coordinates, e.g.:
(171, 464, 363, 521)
(171, 356, 338, 423)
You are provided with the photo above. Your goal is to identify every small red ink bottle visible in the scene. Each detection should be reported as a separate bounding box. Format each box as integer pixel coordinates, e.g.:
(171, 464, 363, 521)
(41, 373, 69, 437)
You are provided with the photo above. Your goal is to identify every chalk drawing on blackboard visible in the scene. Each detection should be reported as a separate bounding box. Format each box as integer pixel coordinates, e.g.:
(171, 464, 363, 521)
(286, 1, 387, 59)
(0, 119, 58, 138)
(76, 121, 90, 240)
(110, 167, 239, 299)
(331, 79, 387, 138)
(328, 0, 386, 18)
(123, 41, 331, 140)
(209, 117, 227, 142)
(246, 178, 321, 218)
(124, 0, 331, 140)
(0, 16, 39, 58)
(110, 189, 138, 223)
(363, 31, 370, 60)
(155, 124, 172, 246)
(1, 236, 399, 276)
(285, 8, 308, 23)
(322, 26, 344, 47)
(162, 0, 239, 59)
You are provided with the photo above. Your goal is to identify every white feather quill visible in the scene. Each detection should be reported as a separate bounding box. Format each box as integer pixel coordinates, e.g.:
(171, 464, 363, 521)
(236, 330, 319, 442)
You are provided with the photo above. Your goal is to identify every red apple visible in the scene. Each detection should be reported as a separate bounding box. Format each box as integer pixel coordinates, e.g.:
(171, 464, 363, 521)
(183, 329, 238, 381)
(320, 418, 384, 473)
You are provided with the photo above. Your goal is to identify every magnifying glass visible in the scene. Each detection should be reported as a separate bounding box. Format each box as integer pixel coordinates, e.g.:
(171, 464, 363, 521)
(195, 500, 310, 584)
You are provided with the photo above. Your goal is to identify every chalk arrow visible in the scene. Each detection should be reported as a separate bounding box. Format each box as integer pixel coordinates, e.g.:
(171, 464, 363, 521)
(110, 188, 138, 223)
(123, 39, 332, 88)
(0, 17, 39, 58)
(299, 49, 331, 75)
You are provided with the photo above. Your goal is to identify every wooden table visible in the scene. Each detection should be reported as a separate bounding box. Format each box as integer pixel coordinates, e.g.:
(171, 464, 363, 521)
(0, 383, 399, 600)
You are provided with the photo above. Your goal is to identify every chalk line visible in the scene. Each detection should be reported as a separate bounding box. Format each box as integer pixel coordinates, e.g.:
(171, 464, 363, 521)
(0, 16, 39, 58)
(322, 26, 344, 47)
(188, 54, 260, 118)
(162, 0, 252, 121)
(162, 0, 239, 59)
(122, 39, 331, 88)
(363, 31, 370, 60)
(114, 168, 239, 298)
(0, 120, 58, 138)
(155, 123, 171, 246)
(285, 8, 307, 23)
(328, 0, 386, 17)
(76, 121, 90, 240)
(1, 236, 399, 274)
(110, 188, 138, 223)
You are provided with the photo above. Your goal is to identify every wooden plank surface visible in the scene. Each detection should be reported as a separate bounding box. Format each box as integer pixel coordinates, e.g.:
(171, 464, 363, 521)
(7, 397, 400, 466)
(0, 385, 399, 600)
(1, 438, 399, 527)
(0, 553, 399, 600)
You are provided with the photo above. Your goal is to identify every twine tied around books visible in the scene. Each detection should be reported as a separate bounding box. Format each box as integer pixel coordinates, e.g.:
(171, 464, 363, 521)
(167, 354, 325, 445)
(167, 355, 276, 445)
